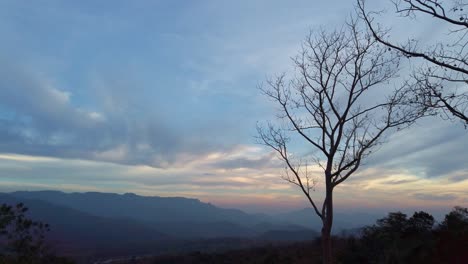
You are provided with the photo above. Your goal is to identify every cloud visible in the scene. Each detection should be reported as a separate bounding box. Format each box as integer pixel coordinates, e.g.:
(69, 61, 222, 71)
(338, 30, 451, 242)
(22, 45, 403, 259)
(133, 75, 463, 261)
(413, 193, 458, 201)
(0, 152, 292, 202)
(0, 0, 466, 214)
(447, 172, 468, 183)
(364, 119, 468, 178)
(0, 61, 102, 129)
(378, 179, 419, 185)
(0, 58, 254, 168)
(0, 0, 378, 172)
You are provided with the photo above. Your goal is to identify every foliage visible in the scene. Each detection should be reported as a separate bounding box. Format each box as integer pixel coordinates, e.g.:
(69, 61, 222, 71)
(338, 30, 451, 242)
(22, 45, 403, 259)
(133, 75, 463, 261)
(433, 206, 468, 263)
(107, 207, 468, 264)
(338, 207, 468, 263)
(439, 206, 468, 233)
(0, 203, 75, 264)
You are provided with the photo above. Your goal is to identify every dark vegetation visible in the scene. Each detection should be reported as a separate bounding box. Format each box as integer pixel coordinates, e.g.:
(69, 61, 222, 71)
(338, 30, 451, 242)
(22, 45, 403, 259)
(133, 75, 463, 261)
(144, 241, 323, 264)
(124, 207, 468, 264)
(0, 203, 74, 264)
(338, 207, 468, 263)
(0, 191, 322, 263)
(4, 198, 465, 263)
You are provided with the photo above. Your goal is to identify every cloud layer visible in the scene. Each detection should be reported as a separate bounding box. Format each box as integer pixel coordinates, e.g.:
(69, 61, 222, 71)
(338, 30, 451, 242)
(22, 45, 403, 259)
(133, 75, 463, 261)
(0, 0, 466, 213)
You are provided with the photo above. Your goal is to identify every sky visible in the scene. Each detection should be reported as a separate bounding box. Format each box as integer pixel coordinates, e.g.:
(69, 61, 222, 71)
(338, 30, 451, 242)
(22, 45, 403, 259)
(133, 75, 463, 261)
(0, 0, 466, 214)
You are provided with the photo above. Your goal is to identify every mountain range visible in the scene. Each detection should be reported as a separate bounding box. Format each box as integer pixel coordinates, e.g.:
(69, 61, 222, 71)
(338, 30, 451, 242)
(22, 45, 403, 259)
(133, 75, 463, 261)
(0, 191, 317, 259)
(1, 190, 379, 259)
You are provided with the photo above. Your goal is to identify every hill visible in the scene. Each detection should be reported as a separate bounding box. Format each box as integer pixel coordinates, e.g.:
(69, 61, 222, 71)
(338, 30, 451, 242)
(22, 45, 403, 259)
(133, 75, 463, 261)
(0, 194, 169, 258)
(2, 191, 320, 260)
(8, 191, 313, 238)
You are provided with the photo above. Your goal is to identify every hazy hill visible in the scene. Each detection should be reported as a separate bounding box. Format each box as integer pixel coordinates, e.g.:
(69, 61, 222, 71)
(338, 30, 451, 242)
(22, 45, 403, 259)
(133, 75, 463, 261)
(10, 191, 262, 226)
(276, 208, 381, 233)
(1, 191, 323, 261)
(5, 191, 316, 239)
(0, 193, 169, 257)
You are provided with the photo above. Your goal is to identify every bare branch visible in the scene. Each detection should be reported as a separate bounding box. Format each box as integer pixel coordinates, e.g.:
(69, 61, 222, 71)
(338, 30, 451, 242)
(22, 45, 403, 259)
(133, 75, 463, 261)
(357, 0, 468, 124)
(257, 18, 421, 257)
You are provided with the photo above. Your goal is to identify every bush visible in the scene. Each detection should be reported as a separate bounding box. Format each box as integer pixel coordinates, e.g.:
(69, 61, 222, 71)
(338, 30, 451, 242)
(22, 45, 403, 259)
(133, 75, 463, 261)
(0, 203, 75, 264)
(338, 207, 468, 264)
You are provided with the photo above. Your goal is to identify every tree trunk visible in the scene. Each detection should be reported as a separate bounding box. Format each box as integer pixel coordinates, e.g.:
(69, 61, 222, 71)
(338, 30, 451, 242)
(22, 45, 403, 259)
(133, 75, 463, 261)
(321, 187, 334, 264)
(321, 225, 332, 264)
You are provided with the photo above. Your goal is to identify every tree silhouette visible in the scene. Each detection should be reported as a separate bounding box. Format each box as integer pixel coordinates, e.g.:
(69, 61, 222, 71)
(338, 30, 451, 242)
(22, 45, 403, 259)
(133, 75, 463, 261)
(257, 19, 421, 264)
(358, 0, 468, 126)
(0, 203, 74, 264)
(439, 206, 468, 232)
(339, 207, 468, 263)
(408, 211, 435, 233)
(434, 206, 468, 263)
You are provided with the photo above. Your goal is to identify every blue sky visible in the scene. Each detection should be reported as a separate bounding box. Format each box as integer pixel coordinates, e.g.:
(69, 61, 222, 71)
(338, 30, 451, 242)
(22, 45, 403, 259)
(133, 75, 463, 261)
(0, 0, 466, 214)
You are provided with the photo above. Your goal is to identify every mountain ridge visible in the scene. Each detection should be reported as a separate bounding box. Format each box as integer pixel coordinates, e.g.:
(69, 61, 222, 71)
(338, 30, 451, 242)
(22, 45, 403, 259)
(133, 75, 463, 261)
(3, 190, 317, 238)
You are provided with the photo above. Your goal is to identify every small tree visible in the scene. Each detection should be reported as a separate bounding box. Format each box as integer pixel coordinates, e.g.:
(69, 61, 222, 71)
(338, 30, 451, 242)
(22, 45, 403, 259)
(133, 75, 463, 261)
(257, 20, 421, 264)
(434, 206, 468, 262)
(407, 211, 435, 233)
(358, 0, 468, 125)
(341, 211, 436, 263)
(439, 206, 468, 234)
(0, 203, 74, 264)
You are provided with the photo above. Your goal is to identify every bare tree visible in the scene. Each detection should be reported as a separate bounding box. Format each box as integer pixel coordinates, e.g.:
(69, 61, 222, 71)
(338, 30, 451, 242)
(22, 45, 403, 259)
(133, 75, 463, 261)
(257, 20, 421, 264)
(358, 0, 468, 125)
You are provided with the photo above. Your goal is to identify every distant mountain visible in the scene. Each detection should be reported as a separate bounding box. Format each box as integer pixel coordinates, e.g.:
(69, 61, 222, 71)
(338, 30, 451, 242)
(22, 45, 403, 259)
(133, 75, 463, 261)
(276, 208, 381, 233)
(3, 191, 370, 260)
(275, 208, 323, 231)
(5, 191, 379, 235)
(0, 193, 168, 256)
(6, 191, 317, 239)
(10, 191, 261, 227)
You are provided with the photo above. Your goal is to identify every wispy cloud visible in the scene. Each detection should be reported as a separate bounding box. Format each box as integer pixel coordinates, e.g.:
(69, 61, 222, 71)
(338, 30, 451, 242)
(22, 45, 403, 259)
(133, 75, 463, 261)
(0, 0, 466, 213)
